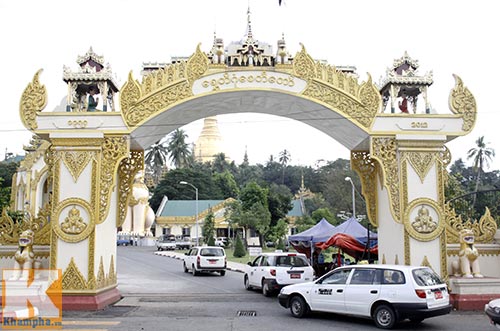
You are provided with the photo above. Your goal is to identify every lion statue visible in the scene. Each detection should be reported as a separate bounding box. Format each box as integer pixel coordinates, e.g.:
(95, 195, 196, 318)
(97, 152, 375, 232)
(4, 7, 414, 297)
(9, 229, 42, 280)
(451, 228, 483, 278)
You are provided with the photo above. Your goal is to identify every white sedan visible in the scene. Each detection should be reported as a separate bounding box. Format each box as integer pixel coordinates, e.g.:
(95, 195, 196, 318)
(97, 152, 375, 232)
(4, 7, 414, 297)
(244, 252, 315, 296)
(278, 264, 452, 329)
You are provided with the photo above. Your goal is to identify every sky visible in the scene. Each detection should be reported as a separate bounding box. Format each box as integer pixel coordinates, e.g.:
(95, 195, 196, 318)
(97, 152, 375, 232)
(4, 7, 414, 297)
(0, 0, 499, 169)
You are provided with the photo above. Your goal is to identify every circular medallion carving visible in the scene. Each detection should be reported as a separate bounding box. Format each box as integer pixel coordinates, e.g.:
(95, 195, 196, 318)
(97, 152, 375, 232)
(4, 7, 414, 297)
(52, 198, 94, 243)
(404, 198, 444, 242)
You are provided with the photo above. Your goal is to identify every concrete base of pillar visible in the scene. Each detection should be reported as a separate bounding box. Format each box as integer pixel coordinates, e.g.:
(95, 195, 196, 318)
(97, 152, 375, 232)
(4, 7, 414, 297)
(62, 287, 122, 310)
(449, 277, 500, 310)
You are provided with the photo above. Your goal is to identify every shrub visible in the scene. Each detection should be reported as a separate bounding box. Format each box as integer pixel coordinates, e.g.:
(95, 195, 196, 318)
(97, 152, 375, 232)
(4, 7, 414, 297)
(233, 235, 246, 258)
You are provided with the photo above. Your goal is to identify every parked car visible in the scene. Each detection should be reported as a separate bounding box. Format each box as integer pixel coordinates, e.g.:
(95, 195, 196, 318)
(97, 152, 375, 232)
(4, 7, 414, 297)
(183, 246, 226, 276)
(175, 235, 193, 250)
(215, 237, 228, 247)
(117, 234, 131, 246)
(244, 252, 315, 297)
(278, 264, 452, 329)
(156, 235, 176, 251)
(485, 298, 500, 329)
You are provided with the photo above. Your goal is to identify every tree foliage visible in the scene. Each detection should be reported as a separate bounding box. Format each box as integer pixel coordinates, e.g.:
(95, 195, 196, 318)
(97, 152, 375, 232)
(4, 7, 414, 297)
(202, 208, 216, 246)
(233, 234, 246, 257)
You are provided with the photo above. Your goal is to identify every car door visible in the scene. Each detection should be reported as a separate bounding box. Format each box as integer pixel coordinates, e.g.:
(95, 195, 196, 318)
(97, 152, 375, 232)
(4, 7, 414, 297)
(247, 256, 263, 286)
(343, 268, 382, 317)
(185, 248, 197, 269)
(309, 268, 352, 313)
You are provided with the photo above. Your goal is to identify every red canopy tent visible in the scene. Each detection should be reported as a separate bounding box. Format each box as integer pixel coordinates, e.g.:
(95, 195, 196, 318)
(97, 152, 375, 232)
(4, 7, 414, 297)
(317, 233, 378, 261)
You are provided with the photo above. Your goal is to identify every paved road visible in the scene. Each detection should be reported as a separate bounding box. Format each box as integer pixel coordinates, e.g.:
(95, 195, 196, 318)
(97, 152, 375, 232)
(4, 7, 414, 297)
(58, 246, 493, 331)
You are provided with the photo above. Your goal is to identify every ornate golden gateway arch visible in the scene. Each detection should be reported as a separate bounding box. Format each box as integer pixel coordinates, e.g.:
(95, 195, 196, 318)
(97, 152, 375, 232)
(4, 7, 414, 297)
(17, 43, 476, 308)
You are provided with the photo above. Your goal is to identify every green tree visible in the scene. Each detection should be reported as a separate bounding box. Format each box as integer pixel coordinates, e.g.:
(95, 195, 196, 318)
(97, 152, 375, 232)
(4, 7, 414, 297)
(150, 168, 223, 211)
(279, 149, 291, 184)
(167, 129, 192, 169)
(294, 215, 316, 233)
(233, 234, 246, 258)
(267, 183, 293, 227)
(0, 177, 11, 210)
(266, 218, 288, 245)
(311, 207, 336, 225)
(202, 208, 216, 246)
(144, 140, 168, 185)
(467, 136, 495, 206)
(213, 170, 239, 199)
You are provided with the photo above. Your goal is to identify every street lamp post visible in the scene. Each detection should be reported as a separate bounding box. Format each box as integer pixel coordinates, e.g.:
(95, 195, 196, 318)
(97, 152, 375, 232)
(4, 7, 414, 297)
(180, 181, 199, 246)
(345, 176, 370, 261)
(345, 177, 355, 218)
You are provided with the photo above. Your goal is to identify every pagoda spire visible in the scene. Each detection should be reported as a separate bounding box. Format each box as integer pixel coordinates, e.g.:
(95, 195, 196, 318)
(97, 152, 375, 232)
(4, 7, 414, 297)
(245, 6, 254, 42)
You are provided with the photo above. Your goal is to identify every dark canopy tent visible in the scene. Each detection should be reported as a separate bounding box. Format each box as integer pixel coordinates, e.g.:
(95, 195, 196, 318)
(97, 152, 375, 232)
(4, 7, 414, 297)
(288, 218, 337, 256)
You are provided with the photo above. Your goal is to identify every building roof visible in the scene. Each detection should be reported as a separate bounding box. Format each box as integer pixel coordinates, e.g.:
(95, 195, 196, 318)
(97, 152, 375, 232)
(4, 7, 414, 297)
(158, 200, 225, 217)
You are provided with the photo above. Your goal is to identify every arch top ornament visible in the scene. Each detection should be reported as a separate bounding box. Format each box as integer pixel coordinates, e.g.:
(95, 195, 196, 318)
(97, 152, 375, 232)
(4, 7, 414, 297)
(18, 45, 477, 144)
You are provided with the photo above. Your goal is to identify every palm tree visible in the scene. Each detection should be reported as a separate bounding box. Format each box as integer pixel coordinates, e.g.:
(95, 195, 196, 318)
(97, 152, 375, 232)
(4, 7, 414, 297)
(166, 129, 192, 169)
(144, 140, 168, 185)
(467, 136, 495, 207)
(279, 149, 291, 184)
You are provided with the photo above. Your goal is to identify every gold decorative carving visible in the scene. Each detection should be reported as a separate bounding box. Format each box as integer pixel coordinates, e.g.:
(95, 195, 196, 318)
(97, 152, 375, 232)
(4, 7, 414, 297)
(61, 206, 87, 234)
(19, 69, 47, 131)
(404, 198, 444, 242)
(421, 255, 431, 268)
(351, 151, 378, 227)
(87, 231, 96, 290)
(411, 205, 438, 233)
(122, 80, 192, 127)
(404, 229, 410, 265)
(445, 205, 497, 244)
(186, 43, 209, 85)
(120, 71, 142, 116)
(449, 74, 477, 132)
(51, 138, 103, 147)
(358, 74, 382, 123)
(440, 233, 448, 281)
(371, 137, 401, 222)
(108, 255, 116, 286)
(62, 258, 87, 291)
(98, 136, 129, 224)
(52, 198, 93, 243)
(404, 151, 436, 183)
(293, 44, 316, 80)
(62, 151, 92, 182)
(142, 62, 186, 95)
(0, 201, 51, 245)
(302, 80, 375, 129)
(96, 256, 106, 289)
(117, 151, 144, 227)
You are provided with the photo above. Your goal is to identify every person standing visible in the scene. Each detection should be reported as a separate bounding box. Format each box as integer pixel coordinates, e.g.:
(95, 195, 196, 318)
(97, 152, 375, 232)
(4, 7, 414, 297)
(87, 86, 99, 111)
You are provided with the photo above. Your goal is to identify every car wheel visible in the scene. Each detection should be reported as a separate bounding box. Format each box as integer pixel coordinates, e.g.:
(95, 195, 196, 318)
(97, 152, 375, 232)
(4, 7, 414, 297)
(262, 280, 272, 297)
(183, 262, 188, 273)
(158, 247, 162, 251)
(220, 270, 226, 276)
(373, 304, 396, 329)
(192, 265, 199, 276)
(290, 296, 308, 318)
(244, 275, 252, 291)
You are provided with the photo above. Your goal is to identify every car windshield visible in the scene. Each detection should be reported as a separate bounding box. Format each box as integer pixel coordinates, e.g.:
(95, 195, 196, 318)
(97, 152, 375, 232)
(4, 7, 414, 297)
(412, 268, 443, 286)
(200, 248, 225, 257)
(275, 255, 309, 267)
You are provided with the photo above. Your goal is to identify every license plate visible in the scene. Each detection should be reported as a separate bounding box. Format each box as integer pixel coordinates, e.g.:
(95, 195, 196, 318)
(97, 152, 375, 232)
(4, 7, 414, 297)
(209, 260, 216, 264)
(434, 291, 443, 299)
(290, 274, 301, 279)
